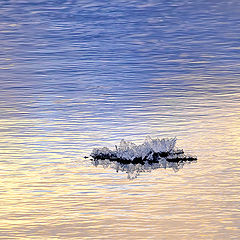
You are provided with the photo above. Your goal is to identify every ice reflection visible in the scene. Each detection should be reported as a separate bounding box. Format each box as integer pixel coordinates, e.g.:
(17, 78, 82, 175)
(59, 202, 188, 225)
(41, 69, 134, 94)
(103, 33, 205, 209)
(91, 158, 197, 179)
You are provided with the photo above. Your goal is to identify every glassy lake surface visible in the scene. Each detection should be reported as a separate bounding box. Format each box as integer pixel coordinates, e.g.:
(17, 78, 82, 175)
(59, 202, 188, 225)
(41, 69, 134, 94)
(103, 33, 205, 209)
(0, 0, 240, 239)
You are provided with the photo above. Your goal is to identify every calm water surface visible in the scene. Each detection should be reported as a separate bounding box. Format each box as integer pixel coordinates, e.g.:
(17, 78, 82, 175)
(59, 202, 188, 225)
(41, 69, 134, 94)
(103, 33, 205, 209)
(0, 0, 240, 239)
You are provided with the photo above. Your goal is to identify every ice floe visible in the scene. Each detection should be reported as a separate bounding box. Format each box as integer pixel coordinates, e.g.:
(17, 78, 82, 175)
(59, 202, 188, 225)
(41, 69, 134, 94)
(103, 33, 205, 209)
(90, 137, 197, 179)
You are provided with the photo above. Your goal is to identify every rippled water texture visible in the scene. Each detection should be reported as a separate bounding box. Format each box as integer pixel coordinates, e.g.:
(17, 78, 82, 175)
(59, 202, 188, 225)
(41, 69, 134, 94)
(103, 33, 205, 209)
(0, 0, 240, 239)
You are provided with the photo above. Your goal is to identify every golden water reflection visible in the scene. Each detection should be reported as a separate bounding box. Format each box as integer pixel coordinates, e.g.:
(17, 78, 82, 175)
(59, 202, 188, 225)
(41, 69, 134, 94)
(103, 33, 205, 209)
(0, 108, 239, 239)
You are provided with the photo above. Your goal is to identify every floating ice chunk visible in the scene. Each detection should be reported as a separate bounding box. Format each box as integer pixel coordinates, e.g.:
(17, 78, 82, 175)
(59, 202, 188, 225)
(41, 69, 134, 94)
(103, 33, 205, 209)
(90, 136, 196, 164)
(90, 137, 197, 179)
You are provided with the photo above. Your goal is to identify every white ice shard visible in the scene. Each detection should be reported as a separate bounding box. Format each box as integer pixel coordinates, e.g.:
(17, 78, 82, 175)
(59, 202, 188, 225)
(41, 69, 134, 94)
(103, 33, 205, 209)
(141, 136, 176, 154)
(115, 139, 138, 160)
